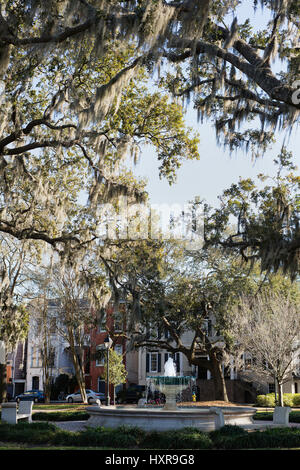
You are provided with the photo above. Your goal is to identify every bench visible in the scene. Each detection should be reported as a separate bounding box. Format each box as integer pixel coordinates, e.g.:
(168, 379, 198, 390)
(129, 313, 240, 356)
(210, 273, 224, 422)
(1, 401, 33, 425)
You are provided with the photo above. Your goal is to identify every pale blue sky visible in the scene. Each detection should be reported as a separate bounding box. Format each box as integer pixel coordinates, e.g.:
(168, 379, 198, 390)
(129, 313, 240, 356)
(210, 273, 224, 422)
(128, 3, 299, 208)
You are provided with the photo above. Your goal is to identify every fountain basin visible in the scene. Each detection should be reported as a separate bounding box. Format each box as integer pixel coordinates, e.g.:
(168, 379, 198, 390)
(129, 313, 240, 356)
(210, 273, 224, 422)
(86, 405, 256, 431)
(147, 375, 195, 410)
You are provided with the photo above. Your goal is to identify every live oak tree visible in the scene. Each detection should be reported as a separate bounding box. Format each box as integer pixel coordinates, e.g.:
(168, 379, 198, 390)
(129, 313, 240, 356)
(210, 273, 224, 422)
(0, 1, 298, 266)
(0, 2, 200, 257)
(204, 148, 300, 279)
(129, 243, 300, 401)
(119, 242, 264, 401)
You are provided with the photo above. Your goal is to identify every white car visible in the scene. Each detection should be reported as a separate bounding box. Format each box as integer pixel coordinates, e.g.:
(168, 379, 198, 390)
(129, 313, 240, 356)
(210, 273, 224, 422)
(66, 389, 105, 404)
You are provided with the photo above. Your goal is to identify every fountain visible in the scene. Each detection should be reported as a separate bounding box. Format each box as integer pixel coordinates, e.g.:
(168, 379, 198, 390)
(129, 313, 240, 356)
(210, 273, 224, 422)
(146, 357, 195, 410)
(86, 357, 257, 431)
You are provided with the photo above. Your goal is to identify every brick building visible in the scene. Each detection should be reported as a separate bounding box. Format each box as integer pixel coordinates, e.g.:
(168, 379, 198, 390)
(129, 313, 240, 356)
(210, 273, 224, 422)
(85, 300, 127, 400)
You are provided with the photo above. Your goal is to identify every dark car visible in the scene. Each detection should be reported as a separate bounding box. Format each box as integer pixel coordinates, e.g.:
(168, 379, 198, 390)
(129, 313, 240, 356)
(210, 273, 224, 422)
(116, 385, 145, 404)
(15, 390, 45, 403)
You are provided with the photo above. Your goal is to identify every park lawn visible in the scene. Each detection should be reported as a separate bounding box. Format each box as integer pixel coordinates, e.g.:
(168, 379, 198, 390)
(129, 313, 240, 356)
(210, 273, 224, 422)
(33, 403, 87, 411)
(253, 410, 300, 423)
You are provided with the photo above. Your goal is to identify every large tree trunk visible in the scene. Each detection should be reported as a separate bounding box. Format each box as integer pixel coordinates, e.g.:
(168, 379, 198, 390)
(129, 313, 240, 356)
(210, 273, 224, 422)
(277, 379, 284, 407)
(68, 333, 87, 404)
(209, 350, 229, 402)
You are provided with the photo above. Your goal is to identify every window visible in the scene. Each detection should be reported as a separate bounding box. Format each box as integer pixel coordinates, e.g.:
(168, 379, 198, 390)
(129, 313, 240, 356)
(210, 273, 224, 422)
(146, 352, 161, 373)
(150, 353, 158, 372)
(98, 311, 107, 333)
(114, 312, 123, 332)
(96, 345, 106, 366)
(31, 347, 42, 368)
(115, 344, 123, 356)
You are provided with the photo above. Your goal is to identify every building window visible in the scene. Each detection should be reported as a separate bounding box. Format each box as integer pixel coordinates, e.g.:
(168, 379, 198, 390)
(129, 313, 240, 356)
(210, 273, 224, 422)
(114, 312, 123, 332)
(98, 312, 107, 333)
(96, 345, 105, 366)
(31, 347, 42, 368)
(115, 344, 123, 356)
(146, 352, 161, 373)
(150, 353, 158, 372)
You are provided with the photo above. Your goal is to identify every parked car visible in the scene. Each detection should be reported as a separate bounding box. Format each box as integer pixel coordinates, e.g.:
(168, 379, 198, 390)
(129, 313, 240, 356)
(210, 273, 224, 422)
(116, 385, 145, 404)
(15, 390, 45, 403)
(65, 389, 105, 404)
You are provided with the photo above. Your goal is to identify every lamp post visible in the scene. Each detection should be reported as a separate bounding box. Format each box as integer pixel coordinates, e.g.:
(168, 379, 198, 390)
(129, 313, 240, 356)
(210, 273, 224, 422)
(104, 335, 113, 406)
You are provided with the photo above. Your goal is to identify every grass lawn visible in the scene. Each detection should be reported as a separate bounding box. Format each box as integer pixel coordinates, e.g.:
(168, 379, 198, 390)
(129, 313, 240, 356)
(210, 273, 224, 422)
(253, 410, 300, 423)
(33, 403, 87, 411)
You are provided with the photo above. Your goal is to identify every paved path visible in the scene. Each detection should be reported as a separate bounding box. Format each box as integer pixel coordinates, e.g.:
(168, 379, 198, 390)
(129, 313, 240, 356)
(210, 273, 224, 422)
(52, 421, 89, 432)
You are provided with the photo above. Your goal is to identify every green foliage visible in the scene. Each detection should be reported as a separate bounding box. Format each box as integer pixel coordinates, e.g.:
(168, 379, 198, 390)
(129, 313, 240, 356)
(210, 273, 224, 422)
(209, 426, 300, 450)
(102, 349, 127, 388)
(256, 394, 300, 408)
(1, 422, 300, 449)
(139, 427, 213, 449)
(51, 373, 77, 400)
(256, 394, 276, 407)
(205, 149, 300, 278)
(0, 421, 58, 445)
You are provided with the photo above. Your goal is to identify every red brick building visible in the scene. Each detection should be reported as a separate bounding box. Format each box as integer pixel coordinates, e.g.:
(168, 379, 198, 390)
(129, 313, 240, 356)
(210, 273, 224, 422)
(84, 301, 127, 401)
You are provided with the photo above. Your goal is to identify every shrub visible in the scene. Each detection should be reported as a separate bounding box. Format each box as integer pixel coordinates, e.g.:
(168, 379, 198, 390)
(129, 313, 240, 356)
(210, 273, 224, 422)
(256, 394, 275, 407)
(0, 421, 58, 445)
(210, 426, 300, 450)
(292, 394, 300, 406)
(73, 426, 140, 448)
(256, 393, 300, 408)
(283, 394, 294, 407)
(140, 427, 212, 449)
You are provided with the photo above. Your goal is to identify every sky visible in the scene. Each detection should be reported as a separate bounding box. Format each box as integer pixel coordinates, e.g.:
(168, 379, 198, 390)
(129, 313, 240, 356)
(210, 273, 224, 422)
(126, 2, 299, 209)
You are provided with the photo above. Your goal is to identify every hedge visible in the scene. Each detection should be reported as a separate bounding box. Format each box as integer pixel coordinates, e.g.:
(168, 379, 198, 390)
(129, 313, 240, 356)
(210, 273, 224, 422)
(256, 393, 300, 407)
(1, 422, 300, 449)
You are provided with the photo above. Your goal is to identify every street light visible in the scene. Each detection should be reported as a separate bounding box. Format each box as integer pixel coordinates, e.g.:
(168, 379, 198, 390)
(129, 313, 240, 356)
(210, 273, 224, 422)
(104, 335, 113, 406)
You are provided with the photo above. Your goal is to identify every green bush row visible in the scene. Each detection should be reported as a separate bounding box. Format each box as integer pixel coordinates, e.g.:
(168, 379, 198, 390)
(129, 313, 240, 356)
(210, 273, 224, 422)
(256, 393, 300, 407)
(1, 422, 300, 449)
